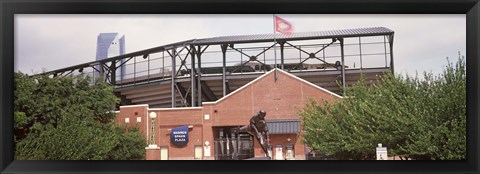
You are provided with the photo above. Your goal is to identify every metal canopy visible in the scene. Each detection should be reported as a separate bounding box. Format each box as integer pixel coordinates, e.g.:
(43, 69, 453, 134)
(41, 39, 196, 76)
(266, 119, 301, 134)
(193, 27, 394, 45)
(32, 26, 394, 109)
(36, 27, 393, 76)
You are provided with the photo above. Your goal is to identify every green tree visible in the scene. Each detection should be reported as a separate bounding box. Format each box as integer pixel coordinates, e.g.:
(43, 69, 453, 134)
(300, 56, 466, 160)
(14, 73, 146, 160)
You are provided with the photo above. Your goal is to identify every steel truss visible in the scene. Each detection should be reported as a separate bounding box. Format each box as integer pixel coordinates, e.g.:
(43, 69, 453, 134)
(33, 27, 395, 108)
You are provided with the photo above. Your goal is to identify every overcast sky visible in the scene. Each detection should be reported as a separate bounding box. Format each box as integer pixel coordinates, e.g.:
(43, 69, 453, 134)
(15, 14, 465, 77)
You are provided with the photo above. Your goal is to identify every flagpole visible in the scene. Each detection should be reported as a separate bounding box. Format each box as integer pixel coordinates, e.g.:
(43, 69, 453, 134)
(273, 14, 277, 82)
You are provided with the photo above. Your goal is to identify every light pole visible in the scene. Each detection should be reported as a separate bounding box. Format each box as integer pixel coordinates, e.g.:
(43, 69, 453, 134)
(149, 112, 157, 147)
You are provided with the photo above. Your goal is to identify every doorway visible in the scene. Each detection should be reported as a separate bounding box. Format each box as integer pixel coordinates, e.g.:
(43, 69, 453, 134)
(213, 126, 254, 160)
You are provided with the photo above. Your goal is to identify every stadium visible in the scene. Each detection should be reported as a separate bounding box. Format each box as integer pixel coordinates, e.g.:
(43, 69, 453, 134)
(38, 27, 394, 160)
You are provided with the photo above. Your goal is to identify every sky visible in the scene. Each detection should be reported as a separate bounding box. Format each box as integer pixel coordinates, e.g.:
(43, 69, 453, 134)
(15, 14, 465, 77)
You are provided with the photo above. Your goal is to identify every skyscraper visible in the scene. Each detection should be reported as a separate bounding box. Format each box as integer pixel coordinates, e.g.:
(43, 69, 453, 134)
(95, 33, 126, 81)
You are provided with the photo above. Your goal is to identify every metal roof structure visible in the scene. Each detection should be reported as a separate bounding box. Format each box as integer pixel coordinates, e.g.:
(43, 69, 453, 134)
(33, 27, 394, 109)
(35, 27, 393, 77)
(193, 27, 394, 45)
(266, 119, 301, 134)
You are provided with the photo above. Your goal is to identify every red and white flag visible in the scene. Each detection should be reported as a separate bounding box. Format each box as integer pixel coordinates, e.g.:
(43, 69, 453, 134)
(275, 16, 294, 35)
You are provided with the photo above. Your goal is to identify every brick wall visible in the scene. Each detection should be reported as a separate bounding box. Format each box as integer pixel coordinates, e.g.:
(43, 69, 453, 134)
(203, 70, 340, 158)
(150, 108, 204, 159)
(117, 69, 341, 160)
(145, 147, 160, 160)
(116, 104, 149, 141)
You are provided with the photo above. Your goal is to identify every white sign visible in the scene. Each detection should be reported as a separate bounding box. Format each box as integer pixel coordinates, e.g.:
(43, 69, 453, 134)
(204, 145, 211, 157)
(275, 145, 283, 160)
(376, 147, 388, 160)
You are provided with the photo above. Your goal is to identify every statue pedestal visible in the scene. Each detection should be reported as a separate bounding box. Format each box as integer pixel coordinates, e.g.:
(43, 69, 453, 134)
(244, 157, 271, 160)
(145, 144, 160, 160)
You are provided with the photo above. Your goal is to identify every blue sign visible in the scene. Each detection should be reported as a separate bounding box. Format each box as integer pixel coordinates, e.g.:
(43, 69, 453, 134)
(171, 125, 189, 147)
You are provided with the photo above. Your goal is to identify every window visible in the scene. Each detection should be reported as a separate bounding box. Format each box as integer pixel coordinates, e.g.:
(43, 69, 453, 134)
(255, 65, 260, 70)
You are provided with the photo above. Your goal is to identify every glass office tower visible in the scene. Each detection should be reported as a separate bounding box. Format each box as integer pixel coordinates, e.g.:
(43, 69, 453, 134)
(95, 33, 126, 81)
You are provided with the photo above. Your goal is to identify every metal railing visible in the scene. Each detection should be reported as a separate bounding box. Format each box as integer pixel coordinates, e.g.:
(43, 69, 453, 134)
(60, 35, 391, 89)
(214, 137, 254, 160)
(34, 34, 392, 108)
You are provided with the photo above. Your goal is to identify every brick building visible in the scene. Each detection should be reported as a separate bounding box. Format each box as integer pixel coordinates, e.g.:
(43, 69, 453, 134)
(115, 69, 342, 160)
(30, 27, 393, 160)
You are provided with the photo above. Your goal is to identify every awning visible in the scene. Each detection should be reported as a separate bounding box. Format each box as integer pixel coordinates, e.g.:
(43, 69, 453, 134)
(265, 119, 301, 134)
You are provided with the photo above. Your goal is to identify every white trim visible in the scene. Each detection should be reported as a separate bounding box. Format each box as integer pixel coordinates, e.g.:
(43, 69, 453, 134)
(202, 70, 273, 105)
(107, 110, 120, 114)
(277, 68, 343, 99)
(145, 147, 160, 150)
(120, 104, 149, 108)
(202, 68, 342, 105)
(167, 125, 194, 131)
(148, 107, 203, 111)
(145, 144, 160, 150)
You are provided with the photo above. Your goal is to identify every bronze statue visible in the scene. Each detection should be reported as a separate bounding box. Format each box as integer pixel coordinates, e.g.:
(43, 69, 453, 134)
(234, 110, 270, 159)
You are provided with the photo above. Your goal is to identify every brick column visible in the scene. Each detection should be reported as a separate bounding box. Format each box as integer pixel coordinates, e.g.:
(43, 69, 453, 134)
(145, 145, 160, 160)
